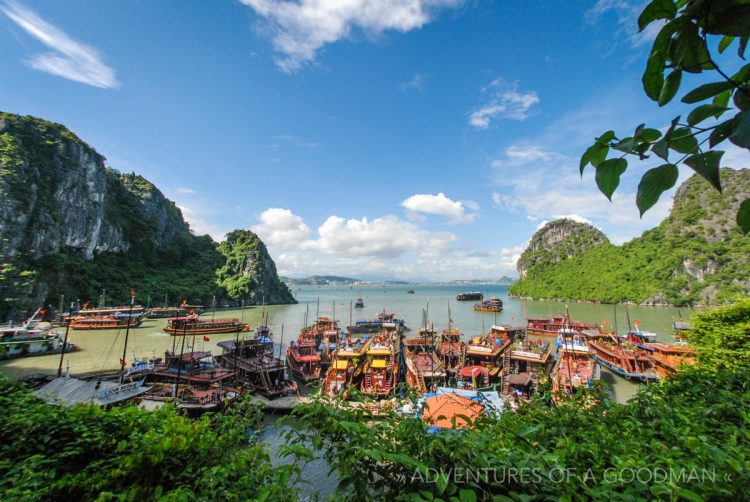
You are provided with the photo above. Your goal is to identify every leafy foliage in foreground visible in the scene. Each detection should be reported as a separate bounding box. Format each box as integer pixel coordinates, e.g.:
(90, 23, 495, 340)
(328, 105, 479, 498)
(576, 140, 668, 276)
(580, 0, 750, 233)
(0, 385, 295, 501)
(283, 301, 750, 500)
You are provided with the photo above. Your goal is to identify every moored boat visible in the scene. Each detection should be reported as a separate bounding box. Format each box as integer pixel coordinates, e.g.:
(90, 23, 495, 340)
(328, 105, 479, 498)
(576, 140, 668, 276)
(321, 335, 372, 398)
(354, 297, 364, 308)
(403, 332, 446, 394)
(456, 292, 483, 301)
(70, 314, 143, 330)
(588, 340, 658, 382)
(286, 339, 322, 383)
(163, 315, 250, 335)
(647, 343, 696, 378)
(437, 326, 465, 373)
(0, 308, 79, 359)
(147, 307, 188, 318)
(552, 333, 601, 400)
(527, 314, 596, 337)
(359, 330, 399, 397)
(473, 297, 503, 312)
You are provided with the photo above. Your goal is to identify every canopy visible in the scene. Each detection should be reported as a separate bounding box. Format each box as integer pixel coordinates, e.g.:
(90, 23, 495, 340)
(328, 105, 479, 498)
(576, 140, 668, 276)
(507, 372, 533, 387)
(421, 394, 484, 429)
(459, 365, 488, 378)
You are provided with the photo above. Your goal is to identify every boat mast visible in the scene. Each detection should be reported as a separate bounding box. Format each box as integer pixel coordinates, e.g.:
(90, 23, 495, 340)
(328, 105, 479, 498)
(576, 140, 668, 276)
(119, 289, 136, 383)
(211, 295, 216, 321)
(316, 296, 320, 319)
(57, 302, 73, 378)
(563, 304, 574, 397)
(174, 315, 189, 400)
(625, 305, 632, 332)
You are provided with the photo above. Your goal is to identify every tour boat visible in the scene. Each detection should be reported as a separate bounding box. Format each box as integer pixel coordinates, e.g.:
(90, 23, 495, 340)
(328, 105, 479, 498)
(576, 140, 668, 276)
(147, 307, 188, 318)
(473, 297, 503, 312)
(149, 350, 235, 385)
(463, 332, 512, 384)
(456, 292, 483, 301)
(0, 308, 79, 359)
(286, 338, 322, 383)
(70, 314, 143, 330)
(403, 335, 446, 394)
(648, 343, 696, 378)
(70, 305, 146, 318)
(437, 326, 465, 372)
(359, 330, 399, 397)
(163, 315, 250, 335)
(347, 319, 385, 334)
(527, 314, 596, 337)
(588, 340, 658, 382)
(552, 334, 601, 399)
(217, 329, 297, 398)
(354, 297, 364, 308)
(321, 335, 372, 398)
(407, 289, 415, 294)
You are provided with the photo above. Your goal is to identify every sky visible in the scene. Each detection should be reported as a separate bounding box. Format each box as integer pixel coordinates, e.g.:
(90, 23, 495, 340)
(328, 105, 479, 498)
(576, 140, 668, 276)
(1, 0, 746, 281)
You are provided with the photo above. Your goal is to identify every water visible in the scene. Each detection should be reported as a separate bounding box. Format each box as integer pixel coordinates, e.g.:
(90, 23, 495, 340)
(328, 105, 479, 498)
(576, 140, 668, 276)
(1, 284, 692, 402)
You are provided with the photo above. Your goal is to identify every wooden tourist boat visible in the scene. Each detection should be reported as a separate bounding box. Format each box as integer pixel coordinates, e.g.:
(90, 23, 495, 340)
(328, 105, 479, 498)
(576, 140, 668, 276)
(216, 326, 297, 398)
(588, 340, 658, 382)
(527, 314, 596, 337)
(0, 308, 79, 359)
(647, 343, 696, 378)
(163, 315, 250, 335)
(359, 330, 399, 397)
(321, 335, 373, 398)
(403, 332, 446, 394)
(508, 338, 553, 382)
(70, 314, 143, 330)
(149, 350, 235, 386)
(552, 334, 601, 400)
(347, 319, 385, 334)
(456, 292, 483, 301)
(141, 382, 237, 415)
(473, 297, 503, 312)
(71, 305, 146, 318)
(286, 338, 322, 383)
(463, 331, 513, 385)
(437, 326, 465, 373)
(147, 307, 188, 318)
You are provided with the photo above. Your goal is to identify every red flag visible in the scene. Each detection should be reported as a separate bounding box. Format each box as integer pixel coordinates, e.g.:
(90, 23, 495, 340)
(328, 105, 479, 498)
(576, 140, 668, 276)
(119, 358, 126, 366)
(40, 309, 47, 315)
(602, 319, 609, 325)
(83, 302, 89, 309)
(203, 336, 210, 342)
(130, 289, 136, 298)
(634, 320, 641, 326)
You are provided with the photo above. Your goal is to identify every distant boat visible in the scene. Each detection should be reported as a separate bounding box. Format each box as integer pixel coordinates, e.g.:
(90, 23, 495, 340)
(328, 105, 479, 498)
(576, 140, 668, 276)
(354, 297, 364, 308)
(457, 292, 483, 301)
(473, 297, 503, 313)
(407, 289, 415, 294)
(163, 315, 249, 335)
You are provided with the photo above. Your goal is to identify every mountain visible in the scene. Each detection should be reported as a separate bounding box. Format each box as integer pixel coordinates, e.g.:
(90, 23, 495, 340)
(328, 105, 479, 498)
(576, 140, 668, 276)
(445, 277, 516, 285)
(0, 111, 293, 320)
(510, 168, 750, 306)
(281, 275, 361, 285)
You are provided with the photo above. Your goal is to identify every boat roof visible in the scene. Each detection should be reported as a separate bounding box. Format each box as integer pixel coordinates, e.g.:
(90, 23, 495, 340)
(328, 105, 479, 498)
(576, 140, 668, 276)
(37, 377, 151, 406)
(421, 394, 484, 429)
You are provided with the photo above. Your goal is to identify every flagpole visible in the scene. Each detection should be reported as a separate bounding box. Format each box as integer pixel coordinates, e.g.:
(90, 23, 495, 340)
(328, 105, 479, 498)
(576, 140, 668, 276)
(119, 290, 136, 383)
(57, 302, 73, 378)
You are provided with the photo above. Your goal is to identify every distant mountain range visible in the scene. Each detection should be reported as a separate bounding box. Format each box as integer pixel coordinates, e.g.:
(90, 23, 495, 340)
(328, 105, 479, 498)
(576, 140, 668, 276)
(281, 275, 516, 285)
(280, 275, 361, 285)
(445, 277, 515, 285)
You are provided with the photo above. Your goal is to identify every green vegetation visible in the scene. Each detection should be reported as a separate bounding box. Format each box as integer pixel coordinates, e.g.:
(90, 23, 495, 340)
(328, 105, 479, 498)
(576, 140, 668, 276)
(580, 0, 750, 233)
(0, 384, 295, 500)
(511, 170, 750, 306)
(216, 230, 295, 304)
(282, 300, 750, 499)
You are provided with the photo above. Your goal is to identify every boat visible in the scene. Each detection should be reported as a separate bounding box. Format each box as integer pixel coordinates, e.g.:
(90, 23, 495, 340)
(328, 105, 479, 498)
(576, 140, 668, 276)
(648, 343, 696, 378)
(68, 305, 146, 318)
(359, 330, 399, 397)
(404, 335, 446, 394)
(347, 319, 386, 334)
(0, 308, 79, 360)
(149, 350, 235, 385)
(70, 314, 143, 330)
(473, 297, 503, 312)
(552, 333, 601, 400)
(354, 297, 364, 308)
(527, 314, 596, 337)
(163, 315, 250, 335)
(407, 289, 415, 294)
(463, 331, 512, 385)
(286, 338, 322, 383)
(456, 292, 483, 301)
(321, 335, 373, 398)
(437, 326, 465, 373)
(147, 307, 188, 318)
(624, 321, 658, 345)
(216, 325, 297, 398)
(588, 340, 658, 382)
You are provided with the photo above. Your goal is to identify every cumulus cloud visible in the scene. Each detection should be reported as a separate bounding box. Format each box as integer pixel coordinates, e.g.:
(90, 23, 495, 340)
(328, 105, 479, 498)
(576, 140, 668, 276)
(252, 208, 312, 247)
(1, 1, 119, 88)
(401, 192, 479, 224)
(400, 72, 427, 91)
(468, 78, 539, 128)
(585, 0, 662, 51)
(240, 0, 463, 72)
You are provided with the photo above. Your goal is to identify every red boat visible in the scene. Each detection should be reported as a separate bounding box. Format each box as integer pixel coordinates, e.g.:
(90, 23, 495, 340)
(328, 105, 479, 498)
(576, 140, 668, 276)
(527, 314, 596, 337)
(437, 327, 465, 372)
(588, 340, 658, 382)
(359, 330, 399, 397)
(70, 315, 142, 330)
(403, 333, 446, 394)
(286, 338, 322, 383)
(163, 315, 250, 335)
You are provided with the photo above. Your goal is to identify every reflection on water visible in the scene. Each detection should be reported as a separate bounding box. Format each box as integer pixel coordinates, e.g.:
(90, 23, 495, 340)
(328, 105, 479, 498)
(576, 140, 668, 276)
(1, 284, 693, 401)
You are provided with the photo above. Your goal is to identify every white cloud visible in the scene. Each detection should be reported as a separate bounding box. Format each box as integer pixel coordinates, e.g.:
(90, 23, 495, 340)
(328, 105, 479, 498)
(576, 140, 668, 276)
(178, 204, 229, 242)
(1, 1, 118, 88)
(401, 192, 479, 223)
(585, 0, 661, 51)
(400, 72, 427, 91)
(176, 187, 196, 194)
(240, 0, 463, 72)
(469, 78, 539, 128)
(251, 208, 312, 247)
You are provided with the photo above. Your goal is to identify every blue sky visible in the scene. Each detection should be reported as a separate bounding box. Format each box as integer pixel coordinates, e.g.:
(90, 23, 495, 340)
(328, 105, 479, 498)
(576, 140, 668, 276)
(1, 1, 745, 281)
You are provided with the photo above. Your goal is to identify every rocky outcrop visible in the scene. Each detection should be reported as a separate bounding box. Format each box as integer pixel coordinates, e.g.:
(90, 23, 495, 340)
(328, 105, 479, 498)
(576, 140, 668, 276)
(516, 219, 608, 279)
(216, 230, 296, 305)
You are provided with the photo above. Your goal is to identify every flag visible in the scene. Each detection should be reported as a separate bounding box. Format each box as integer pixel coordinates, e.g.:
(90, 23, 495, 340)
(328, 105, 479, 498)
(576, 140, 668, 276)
(119, 358, 126, 366)
(130, 289, 136, 298)
(602, 319, 609, 325)
(634, 320, 641, 326)
(40, 309, 46, 315)
(83, 302, 89, 309)
(203, 336, 210, 342)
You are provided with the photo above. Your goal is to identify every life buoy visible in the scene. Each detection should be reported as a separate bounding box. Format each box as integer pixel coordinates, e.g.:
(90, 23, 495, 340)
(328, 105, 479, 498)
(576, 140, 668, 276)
(640, 375, 649, 383)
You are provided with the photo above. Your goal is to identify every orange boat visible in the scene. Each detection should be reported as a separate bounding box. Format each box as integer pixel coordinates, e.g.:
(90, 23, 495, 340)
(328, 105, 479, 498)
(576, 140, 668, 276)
(70, 315, 143, 330)
(437, 327, 465, 372)
(403, 333, 446, 394)
(163, 316, 250, 335)
(648, 343, 696, 378)
(527, 314, 596, 337)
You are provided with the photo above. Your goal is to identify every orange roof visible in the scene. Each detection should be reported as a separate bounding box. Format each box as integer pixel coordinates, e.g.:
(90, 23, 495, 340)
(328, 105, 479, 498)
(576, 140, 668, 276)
(421, 394, 484, 429)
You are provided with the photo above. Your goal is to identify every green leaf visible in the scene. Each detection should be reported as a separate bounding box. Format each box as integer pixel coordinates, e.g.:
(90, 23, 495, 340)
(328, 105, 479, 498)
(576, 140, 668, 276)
(595, 158, 628, 200)
(713, 89, 732, 108)
(740, 37, 749, 59)
(710, 118, 737, 147)
(640, 128, 662, 142)
(612, 136, 635, 153)
(643, 52, 666, 101)
(580, 141, 609, 175)
(734, 90, 750, 112)
(682, 82, 735, 104)
(730, 111, 750, 149)
(718, 36, 735, 54)
(737, 198, 750, 234)
(652, 138, 670, 160)
(659, 70, 682, 105)
(668, 128, 699, 154)
(459, 489, 477, 502)
(636, 164, 679, 216)
(638, 0, 677, 31)
(684, 151, 724, 192)
(436, 474, 448, 495)
(687, 104, 728, 126)
(597, 130, 616, 144)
